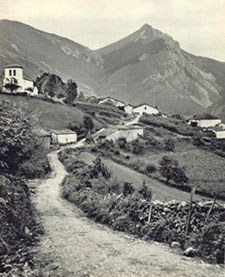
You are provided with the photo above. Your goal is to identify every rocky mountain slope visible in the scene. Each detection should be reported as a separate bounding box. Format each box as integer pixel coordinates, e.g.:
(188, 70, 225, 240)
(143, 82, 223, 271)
(0, 20, 102, 96)
(0, 20, 225, 117)
(97, 24, 224, 116)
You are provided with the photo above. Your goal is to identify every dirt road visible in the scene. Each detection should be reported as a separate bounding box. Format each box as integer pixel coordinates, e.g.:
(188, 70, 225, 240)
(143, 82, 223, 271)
(32, 145, 224, 276)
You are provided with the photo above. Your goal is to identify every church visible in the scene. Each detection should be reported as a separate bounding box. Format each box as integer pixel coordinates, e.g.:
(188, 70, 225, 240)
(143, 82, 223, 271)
(1, 64, 38, 96)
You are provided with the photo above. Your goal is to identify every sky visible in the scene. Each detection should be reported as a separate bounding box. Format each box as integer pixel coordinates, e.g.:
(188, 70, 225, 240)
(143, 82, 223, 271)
(0, 0, 225, 61)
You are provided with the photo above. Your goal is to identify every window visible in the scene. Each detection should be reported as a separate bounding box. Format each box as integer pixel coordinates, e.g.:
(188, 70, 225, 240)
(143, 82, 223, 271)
(9, 69, 12, 76)
(13, 69, 16, 76)
(144, 106, 147, 110)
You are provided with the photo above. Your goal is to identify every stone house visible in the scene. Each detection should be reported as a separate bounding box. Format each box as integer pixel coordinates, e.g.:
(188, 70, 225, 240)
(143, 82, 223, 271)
(209, 126, 225, 139)
(50, 129, 77, 145)
(94, 125, 144, 143)
(133, 104, 159, 115)
(124, 104, 133, 114)
(188, 114, 221, 128)
(98, 97, 125, 108)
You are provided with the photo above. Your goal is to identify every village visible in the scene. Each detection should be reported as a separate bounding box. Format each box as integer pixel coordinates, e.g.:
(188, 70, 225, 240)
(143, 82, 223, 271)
(1, 7, 225, 274)
(1, 64, 225, 149)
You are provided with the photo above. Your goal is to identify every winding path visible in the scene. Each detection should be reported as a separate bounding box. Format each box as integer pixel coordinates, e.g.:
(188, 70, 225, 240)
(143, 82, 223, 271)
(32, 142, 224, 277)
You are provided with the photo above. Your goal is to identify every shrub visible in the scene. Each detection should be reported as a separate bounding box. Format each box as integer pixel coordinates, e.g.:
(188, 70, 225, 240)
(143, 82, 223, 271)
(145, 163, 157, 174)
(159, 156, 188, 186)
(123, 182, 135, 197)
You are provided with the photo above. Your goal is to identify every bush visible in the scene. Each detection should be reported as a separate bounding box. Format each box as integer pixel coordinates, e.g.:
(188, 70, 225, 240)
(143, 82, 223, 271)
(159, 156, 188, 186)
(145, 163, 157, 174)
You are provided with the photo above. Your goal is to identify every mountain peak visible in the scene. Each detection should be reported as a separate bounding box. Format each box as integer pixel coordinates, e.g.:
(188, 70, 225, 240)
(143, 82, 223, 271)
(140, 23, 153, 30)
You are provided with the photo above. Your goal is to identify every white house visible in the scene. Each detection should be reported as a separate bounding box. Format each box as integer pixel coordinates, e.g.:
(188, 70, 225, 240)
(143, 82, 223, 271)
(133, 104, 159, 115)
(209, 126, 225, 139)
(94, 125, 144, 143)
(124, 104, 133, 114)
(1, 64, 38, 96)
(188, 114, 221, 128)
(50, 129, 77, 145)
(98, 97, 125, 108)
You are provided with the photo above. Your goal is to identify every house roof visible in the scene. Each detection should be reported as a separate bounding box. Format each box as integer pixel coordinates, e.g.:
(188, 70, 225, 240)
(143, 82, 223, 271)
(133, 103, 158, 109)
(50, 129, 77, 135)
(33, 129, 50, 137)
(4, 64, 23, 69)
(209, 126, 225, 132)
(99, 96, 125, 104)
(93, 124, 144, 139)
(24, 77, 33, 82)
(191, 114, 220, 120)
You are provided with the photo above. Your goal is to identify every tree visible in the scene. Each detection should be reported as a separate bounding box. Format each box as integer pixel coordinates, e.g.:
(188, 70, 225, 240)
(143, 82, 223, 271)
(123, 182, 134, 197)
(164, 138, 175, 151)
(83, 115, 94, 133)
(77, 91, 85, 102)
(0, 101, 36, 174)
(159, 156, 188, 186)
(4, 82, 20, 93)
(138, 181, 152, 201)
(64, 79, 78, 104)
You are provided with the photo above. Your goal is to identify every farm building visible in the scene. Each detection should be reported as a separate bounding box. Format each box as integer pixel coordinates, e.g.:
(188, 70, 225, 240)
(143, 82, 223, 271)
(133, 104, 159, 115)
(33, 129, 51, 149)
(209, 126, 225, 139)
(50, 129, 77, 144)
(94, 125, 144, 143)
(98, 97, 125, 107)
(124, 104, 133, 114)
(1, 64, 38, 96)
(188, 114, 221, 128)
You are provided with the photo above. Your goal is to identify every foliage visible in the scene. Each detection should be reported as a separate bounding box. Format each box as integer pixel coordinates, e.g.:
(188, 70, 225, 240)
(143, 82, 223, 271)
(83, 114, 94, 133)
(35, 72, 66, 98)
(89, 157, 111, 179)
(60, 149, 225, 264)
(0, 101, 36, 174)
(4, 82, 20, 93)
(164, 138, 175, 151)
(64, 79, 78, 104)
(122, 182, 135, 197)
(159, 156, 188, 186)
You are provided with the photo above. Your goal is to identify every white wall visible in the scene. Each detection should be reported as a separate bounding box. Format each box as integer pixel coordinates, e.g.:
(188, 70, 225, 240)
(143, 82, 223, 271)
(52, 133, 77, 144)
(124, 105, 133, 114)
(107, 128, 143, 142)
(196, 119, 221, 128)
(213, 131, 225, 139)
(2, 67, 36, 94)
(133, 105, 158, 115)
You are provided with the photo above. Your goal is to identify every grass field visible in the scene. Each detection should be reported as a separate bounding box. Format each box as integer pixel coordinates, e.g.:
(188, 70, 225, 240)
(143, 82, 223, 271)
(0, 94, 85, 129)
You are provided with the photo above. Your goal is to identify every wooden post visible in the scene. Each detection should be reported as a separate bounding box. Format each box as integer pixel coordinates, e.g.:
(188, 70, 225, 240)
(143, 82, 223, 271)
(147, 203, 153, 224)
(185, 187, 196, 237)
(205, 193, 218, 223)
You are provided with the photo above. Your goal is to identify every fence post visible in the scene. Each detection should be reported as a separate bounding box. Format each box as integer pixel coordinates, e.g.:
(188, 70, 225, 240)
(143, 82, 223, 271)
(147, 202, 153, 224)
(185, 187, 196, 237)
(205, 193, 218, 222)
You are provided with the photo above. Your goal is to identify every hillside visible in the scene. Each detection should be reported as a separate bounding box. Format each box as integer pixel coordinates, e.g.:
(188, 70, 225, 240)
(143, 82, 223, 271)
(0, 19, 102, 96)
(0, 20, 225, 116)
(0, 94, 84, 129)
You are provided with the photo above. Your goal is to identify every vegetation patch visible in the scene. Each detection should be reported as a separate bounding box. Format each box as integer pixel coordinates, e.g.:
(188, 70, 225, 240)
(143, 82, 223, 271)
(0, 101, 47, 274)
(59, 148, 225, 264)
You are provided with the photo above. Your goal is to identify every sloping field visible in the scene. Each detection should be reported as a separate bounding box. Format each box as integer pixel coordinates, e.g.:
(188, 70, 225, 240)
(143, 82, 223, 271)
(168, 149, 225, 195)
(0, 94, 84, 129)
